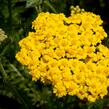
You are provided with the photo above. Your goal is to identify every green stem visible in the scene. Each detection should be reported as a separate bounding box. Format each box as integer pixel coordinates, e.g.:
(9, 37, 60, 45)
(38, 5, 42, 13)
(9, 64, 24, 80)
(0, 62, 8, 79)
(9, 84, 29, 109)
(35, 6, 39, 13)
(0, 62, 29, 109)
(35, 5, 42, 13)
(44, 0, 57, 13)
(0, 44, 9, 56)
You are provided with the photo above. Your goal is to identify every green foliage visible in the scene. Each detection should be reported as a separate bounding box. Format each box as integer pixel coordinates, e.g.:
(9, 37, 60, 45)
(0, 0, 109, 109)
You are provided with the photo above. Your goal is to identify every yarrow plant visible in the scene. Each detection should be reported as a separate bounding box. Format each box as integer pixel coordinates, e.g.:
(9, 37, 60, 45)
(16, 7, 109, 102)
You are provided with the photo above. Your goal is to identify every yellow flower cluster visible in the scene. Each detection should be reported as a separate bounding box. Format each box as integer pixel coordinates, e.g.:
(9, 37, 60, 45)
(16, 11, 109, 102)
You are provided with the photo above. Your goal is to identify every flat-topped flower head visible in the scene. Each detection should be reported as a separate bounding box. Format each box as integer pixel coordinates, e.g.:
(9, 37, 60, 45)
(16, 9, 109, 102)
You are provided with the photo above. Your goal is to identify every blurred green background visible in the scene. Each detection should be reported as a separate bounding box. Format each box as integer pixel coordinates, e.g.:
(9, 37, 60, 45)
(0, 0, 109, 109)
